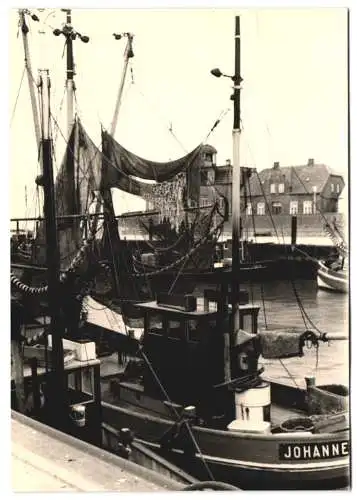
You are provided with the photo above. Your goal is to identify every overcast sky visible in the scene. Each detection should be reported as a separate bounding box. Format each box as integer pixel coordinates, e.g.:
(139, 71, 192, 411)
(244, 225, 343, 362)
(9, 4, 349, 217)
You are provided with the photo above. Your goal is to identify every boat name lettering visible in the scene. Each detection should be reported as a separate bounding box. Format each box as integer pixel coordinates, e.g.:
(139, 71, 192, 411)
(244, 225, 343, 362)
(279, 441, 349, 461)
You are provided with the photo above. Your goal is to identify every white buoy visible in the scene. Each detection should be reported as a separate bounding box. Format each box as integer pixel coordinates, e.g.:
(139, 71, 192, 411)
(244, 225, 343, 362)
(234, 382, 271, 422)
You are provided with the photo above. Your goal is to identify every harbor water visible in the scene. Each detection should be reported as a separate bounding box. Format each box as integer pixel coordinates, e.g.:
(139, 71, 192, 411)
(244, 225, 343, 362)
(196, 279, 349, 389)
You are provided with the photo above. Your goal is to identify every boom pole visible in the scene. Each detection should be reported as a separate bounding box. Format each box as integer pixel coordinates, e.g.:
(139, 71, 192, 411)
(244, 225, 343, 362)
(111, 32, 134, 136)
(18, 10, 41, 151)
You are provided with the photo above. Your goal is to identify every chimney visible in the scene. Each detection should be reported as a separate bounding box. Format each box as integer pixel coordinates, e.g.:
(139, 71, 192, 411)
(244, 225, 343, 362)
(273, 161, 280, 169)
(308, 158, 314, 166)
(226, 159, 231, 166)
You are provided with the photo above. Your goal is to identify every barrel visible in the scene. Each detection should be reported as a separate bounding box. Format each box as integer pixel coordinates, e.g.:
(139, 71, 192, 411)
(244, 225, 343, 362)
(234, 382, 271, 422)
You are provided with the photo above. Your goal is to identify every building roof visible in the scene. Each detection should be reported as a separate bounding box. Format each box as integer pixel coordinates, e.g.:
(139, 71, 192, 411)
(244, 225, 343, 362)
(202, 144, 217, 154)
(247, 163, 344, 196)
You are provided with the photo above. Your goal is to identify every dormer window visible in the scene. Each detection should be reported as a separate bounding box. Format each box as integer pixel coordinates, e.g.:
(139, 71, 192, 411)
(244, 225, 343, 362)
(270, 183, 276, 194)
(336, 184, 340, 193)
(278, 183, 285, 193)
(207, 169, 215, 184)
(331, 183, 335, 193)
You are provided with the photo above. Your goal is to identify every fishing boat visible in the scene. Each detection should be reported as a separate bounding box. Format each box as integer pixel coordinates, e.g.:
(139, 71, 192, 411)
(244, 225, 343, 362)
(10, 10, 350, 490)
(97, 16, 350, 490)
(317, 259, 348, 293)
(10, 10, 214, 487)
(317, 221, 348, 293)
(10, 9, 273, 297)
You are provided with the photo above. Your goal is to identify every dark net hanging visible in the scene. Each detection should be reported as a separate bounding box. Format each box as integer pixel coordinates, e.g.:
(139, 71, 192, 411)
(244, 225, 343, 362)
(36, 118, 104, 270)
(100, 129, 202, 207)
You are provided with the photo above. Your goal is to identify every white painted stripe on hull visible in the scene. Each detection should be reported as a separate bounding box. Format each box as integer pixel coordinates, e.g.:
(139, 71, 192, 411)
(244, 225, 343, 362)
(317, 275, 338, 291)
(135, 438, 348, 472)
(317, 263, 348, 292)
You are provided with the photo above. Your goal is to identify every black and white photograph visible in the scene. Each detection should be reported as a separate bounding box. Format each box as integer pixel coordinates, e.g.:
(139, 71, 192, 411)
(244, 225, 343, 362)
(8, 1, 351, 492)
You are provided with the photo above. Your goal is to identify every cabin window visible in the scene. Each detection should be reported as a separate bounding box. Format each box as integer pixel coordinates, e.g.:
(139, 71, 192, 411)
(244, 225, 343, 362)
(257, 202, 265, 215)
(187, 319, 200, 341)
(272, 202, 282, 215)
(278, 183, 285, 193)
(303, 200, 313, 214)
(149, 315, 163, 333)
(168, 319, 182, 339)
(270, 183, 276, 194)
(290, 201, 298, 215)
(246, 202, 252, 215)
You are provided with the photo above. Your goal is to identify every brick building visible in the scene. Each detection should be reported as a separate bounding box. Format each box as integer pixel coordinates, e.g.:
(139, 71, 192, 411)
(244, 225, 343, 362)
(245, 159, 345, 216)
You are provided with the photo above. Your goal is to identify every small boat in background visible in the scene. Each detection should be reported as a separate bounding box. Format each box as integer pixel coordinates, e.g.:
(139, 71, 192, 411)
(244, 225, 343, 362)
(317, 218, 348, 293)
(317, 258, 348, 293)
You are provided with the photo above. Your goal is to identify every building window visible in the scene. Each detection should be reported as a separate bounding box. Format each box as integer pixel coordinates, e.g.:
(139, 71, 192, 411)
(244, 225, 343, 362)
(272, 202, 282, 215)
(246, 202, 252, 215)
(257, 202, 265, 215)
(331, 183, 335, 193)
(336, 184, 340, 193)
(303, 200, 313, 214)
(201, 197, 210, 207)
(278, 183, 285, 193)
(208, 170, 215, 184)
(270, 183, 276, 194)
(290, 201, 298, 215)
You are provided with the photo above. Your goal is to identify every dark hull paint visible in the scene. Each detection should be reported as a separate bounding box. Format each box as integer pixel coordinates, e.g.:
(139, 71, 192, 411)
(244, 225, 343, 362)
(101, 401, 350, 490)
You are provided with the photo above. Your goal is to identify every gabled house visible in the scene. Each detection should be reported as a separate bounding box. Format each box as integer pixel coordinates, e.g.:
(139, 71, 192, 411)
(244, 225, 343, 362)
(246, 159, 345, 216)
(199, 144, 253, 213)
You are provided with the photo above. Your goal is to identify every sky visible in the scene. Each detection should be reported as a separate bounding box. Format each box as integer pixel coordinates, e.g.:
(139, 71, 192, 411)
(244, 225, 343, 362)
(8, 5, 349, 219)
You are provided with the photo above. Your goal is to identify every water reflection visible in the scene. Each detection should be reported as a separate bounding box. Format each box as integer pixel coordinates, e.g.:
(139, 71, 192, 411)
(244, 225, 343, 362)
(196, 279, 349, 387)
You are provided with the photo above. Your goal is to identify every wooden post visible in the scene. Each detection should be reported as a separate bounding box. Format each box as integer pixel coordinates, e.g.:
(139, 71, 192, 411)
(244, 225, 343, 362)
(11, 331, 25, 413)
(11, 302, 25, 413)
(30, 357, 41, 415)
(291, 215, 297, 245)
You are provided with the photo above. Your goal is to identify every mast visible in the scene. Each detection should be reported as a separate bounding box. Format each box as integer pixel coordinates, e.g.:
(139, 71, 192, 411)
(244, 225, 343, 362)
(53, 9, 90, 140)
(18, 9, 41, 151)
(93, 33, 135, 284)
(65, 9, 75, 139)
(91, 32, 134, 233)
(38, 69, 67, 427)
(231, 16, 242, 340)
(111, 32, 134, 135)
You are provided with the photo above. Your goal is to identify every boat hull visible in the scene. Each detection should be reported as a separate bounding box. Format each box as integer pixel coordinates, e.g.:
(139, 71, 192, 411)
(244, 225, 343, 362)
(317, 262, 348, 293)
(101, 401, 350, 490)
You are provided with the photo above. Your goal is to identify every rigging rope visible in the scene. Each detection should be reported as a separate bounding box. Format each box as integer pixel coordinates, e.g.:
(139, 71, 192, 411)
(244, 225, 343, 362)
(10, 67, 26, 127)
(132, 218, 224, 278)
(139, 348, 215, 481)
